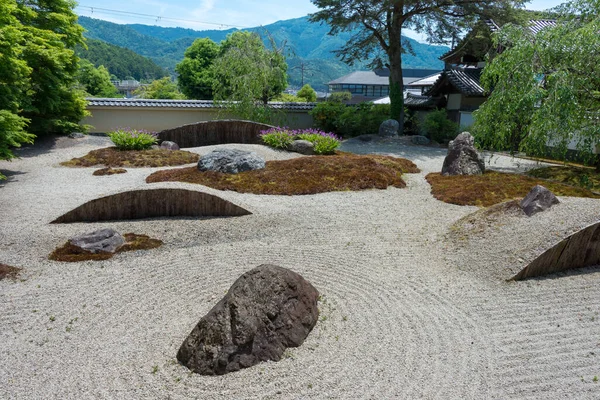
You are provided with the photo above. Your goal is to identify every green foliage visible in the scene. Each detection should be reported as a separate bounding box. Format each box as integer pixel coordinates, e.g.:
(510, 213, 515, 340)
(260, 127, 341, 155)
(108, 128, 158, 150)
(310, 101, 347, 133)
(310, 102, 390, 138)
(329, 91, 352, 103)
(273, 93, 301, 102)
(135, 77, 185, 99)
(260, 130, 295, 149)
(423, 109, 459, 143)
(77, 59, 119, 97)
(474, 0, 600, 164)
(176, 38, 219, 99)
(296, 133, 340, 155)
(297, 84, 317, 102)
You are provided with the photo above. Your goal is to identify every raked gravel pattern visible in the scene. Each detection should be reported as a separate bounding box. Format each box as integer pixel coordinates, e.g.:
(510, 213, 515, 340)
(1, 135, 600, 399)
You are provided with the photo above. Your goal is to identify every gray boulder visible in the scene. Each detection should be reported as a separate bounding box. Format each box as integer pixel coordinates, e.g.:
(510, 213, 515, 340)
(69, 228, 125, 254)
(198, 149, 266, 174)
(520, 185, 560, 216)
(379, 119, 400, 137)
(68, 132, 85, 139)
(441, 132, 485, 176)
(160, 141, 180, 151)
(177, 264, 320, 375)
(411, 135, 430, 145)
(287, 139, 315, 155)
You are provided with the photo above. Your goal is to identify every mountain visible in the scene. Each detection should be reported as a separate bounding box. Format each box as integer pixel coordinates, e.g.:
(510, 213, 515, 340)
(76, 38, 168, 81)
(78, 16, 449, 91)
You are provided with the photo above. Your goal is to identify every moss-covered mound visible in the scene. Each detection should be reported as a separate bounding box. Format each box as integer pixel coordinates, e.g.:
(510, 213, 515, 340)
(93, 167, 127, 176)
(49, 233, 163, 262)
(146, 154, 420, 195)
(426, 171, 600, 207)
(527, 165, 600, 192)
(61, 147, 199, 168)
(0, 263, 21, 280)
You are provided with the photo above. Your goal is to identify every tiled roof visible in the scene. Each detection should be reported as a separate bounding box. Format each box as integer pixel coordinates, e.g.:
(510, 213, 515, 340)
(425, 68, 485, 96)
(328, 69, 440, 86)
(487, 19, 557, 35)
(406, 73, 442, 87)
(86, 98, 316, 111)
(404, 93, 435, 107)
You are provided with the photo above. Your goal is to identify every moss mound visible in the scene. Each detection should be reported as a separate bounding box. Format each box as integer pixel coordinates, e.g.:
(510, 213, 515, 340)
(61, 147, 199, 168)
(49, 233, 163, 262)
(146, 154, 420, 195)
(0, 263, 22, 280)
(93, 167, 127, 176)
(426, 171, 600, 207)
(527, 165, 600, 192)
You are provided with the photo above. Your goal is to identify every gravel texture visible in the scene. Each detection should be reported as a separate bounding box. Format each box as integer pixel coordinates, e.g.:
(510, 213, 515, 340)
(1, 134, 600, 399)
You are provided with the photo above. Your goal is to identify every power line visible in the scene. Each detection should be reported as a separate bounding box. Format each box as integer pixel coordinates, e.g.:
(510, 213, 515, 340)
(75, 5, 249, 29)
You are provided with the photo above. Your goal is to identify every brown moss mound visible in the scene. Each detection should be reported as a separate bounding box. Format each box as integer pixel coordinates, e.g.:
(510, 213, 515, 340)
(426, 171, 600, 207)
(527, 165, 600, 192)
(49, 233, 163, 262)
(61, 147, 199, 168)
(146, 154, 420, 195)
(0, 263, 22, 280)
(93, 167, 127, 176)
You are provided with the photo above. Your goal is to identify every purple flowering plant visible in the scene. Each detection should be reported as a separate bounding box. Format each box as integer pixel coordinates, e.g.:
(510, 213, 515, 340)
(108, 127, 158, 150)
(259, 127, 340, 155)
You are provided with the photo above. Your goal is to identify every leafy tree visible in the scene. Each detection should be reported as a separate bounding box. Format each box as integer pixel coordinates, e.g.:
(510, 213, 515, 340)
(176, 38, 220, 99)
(77, 59, 119, 97)
(135, 77, 186, 99)
(473, 0, 600, 167)
(0, 0, 34, 170)
(309, 0, 524, 127)
(297, 84, 317, 102)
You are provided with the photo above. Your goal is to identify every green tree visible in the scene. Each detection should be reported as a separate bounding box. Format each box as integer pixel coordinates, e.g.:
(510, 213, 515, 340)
(135, 77, 186, 99)
(297, 84, 317, 102)
(0, 0, 34, 171)
(77, 59, 119, 97)
(473, 0, 600, 166)
(176, 38, 219, 99)
(309, 0, 524, 127)
(15, 0, 88, 136)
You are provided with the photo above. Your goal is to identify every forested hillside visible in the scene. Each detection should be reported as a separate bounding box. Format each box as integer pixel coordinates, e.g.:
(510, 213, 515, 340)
(78, 15, 449, 90)
(76, 38, 168, 81)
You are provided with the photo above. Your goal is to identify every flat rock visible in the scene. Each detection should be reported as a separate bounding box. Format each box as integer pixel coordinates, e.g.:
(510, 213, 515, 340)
(520, 185, 560, 216)
(411, 135, 430, 145)
(379, 119, 400, 137)
(441, 132, 485, 176)
(69, 228, 125, 253)
(160, 141, 180, 151)
(177, 264, 320, 375)
(287, 139, 315, 155)
(68, 132, 85, 139)
(198, 149, 265, 174)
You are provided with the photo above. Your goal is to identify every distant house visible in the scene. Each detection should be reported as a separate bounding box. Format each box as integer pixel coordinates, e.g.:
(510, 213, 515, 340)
(328, 68, 440, 104)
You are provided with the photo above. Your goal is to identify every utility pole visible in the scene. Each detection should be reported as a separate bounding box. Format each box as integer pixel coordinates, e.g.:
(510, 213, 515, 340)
(291, 61, 316, 87)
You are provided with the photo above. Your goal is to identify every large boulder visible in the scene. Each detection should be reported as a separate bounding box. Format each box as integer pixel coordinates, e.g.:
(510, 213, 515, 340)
(441, 132, 485, 176)
(160, 141, 180, 151)
(520, 185, 560, 216)
(69, 228, 125, 254)
(177, 264, 320, 375)
(287, 139, 315, 155)
(197, 149, 266, 174)
(378, 119, 400, 137)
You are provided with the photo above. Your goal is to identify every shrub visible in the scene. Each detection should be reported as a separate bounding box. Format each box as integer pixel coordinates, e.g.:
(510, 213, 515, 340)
(310, 101, 346, 133)
(260, 127, 341, 155)
(422, 109, 459, 143)
(259, 128, 295, 149)
(336, 103, 390, 138)
(108, 128, 158, 150)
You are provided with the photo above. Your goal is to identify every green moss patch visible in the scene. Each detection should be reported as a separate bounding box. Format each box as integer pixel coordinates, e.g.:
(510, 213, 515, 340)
(0, 263, 22, 280)
(61, 147, 199, 168)
(93, 167, 128, 176)
(146, 154, 420, 195)
(426, 171, 600, 207)
(49, 233, 163, 262)
(527, 165, 600, 192)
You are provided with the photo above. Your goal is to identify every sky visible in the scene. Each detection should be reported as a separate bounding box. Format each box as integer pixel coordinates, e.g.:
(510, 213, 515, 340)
(74, 0, 567, 39)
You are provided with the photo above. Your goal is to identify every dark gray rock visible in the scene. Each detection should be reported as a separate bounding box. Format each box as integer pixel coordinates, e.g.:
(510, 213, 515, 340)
(520, 185, 560, 216)
(150, 145, 160, 150)
(69, 228, 125, 254)
(441, 132, 485, 176)
(411, 135, 430, 145)
(378, 119, 400, 137)
(197, 149, 266, 174)
(68, 132, 85, 139)
(177, 264, 320, 375)
(287, 139, 315, 155)
(160, 141, 180, 151)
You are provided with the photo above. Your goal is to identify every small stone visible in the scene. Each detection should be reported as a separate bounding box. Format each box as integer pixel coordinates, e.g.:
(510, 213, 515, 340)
(287, 140, 315, 155)
(411, 135, 430, 145)
(197, 149, 266, 174)
(69, 228, 125, 254)
(160, 141, 180, 151)
(378, 119, 400, 137)
(68, 132, 85, 139)
(441, 132, 485, 176)
(520, 185, 560, 216)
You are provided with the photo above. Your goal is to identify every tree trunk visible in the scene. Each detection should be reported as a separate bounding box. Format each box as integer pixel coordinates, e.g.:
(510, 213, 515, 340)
(388, 8, 404, 130)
